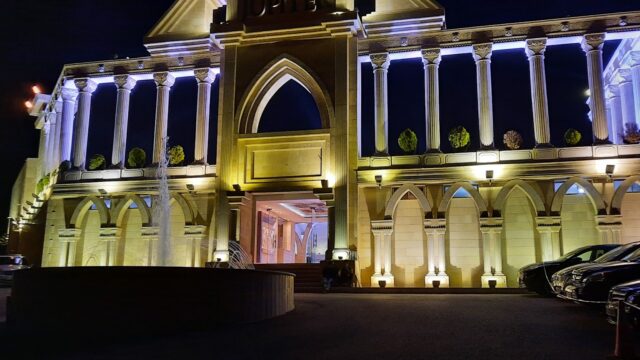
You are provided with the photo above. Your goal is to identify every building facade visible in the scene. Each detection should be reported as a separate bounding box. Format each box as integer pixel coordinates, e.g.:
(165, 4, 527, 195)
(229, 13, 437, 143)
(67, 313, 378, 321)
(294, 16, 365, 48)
(8, 0, 640, 287)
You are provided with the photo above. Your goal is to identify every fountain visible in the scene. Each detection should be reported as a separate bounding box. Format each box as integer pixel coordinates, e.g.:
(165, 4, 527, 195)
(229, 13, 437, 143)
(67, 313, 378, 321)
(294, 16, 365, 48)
(154, 136, 172, 266)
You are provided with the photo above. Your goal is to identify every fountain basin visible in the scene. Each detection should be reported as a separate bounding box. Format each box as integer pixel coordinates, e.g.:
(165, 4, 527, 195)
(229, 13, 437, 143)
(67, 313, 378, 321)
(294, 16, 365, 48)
(7, 267, 295, 335)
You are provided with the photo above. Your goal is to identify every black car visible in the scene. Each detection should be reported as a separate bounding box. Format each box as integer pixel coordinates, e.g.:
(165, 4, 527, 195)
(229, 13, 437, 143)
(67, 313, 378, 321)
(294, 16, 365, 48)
(552, 242, 640, 295)
(560, 248, 640, 304)
(606, 280, 640, 327)
(518, 244, 619, 295)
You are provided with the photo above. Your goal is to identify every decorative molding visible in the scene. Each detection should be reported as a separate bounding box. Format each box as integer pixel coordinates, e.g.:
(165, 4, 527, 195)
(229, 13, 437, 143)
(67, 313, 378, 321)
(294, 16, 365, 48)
(472, 43, 493, 61)
(153, 72, 176, 88)
(370, 52, 390, 70)
(525, 38, 547, 57)
(581, 33, 605, 52)
(194, 68, 216, 83)
(421, 48, 441, 65)
(114, 74, 137, 90)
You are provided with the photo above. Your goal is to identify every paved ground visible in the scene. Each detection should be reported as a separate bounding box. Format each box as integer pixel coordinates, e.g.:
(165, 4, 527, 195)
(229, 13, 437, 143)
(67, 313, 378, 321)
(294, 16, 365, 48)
(1, 290, 638, 359)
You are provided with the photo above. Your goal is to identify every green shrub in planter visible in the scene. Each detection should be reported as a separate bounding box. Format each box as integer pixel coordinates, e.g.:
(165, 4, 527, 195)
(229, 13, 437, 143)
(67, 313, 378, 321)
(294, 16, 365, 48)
(88, 154, 106, 170)
(623, 123, 640, 144)
(564, 128, 582, 146)
(448, 126, 471, 151)
(168, 145, 185, 166)
(398, 128, 418, 154)
(128, 148, 147, 169)
(35, 174, 50, 194)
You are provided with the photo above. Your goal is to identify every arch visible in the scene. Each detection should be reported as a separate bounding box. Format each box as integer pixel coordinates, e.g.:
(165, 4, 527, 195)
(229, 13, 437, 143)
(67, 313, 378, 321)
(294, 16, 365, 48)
(439, 182, 488, 215)
(70, 196, 110, 228)
(170, 193, 195, 225)
(384, 184, 432, 219)
(550, 177, 607, 215)
(113, 194, 152, 227)
(494, 180, 546, 216)
(610, 175, 640, 214)
(236, 55, 334, 134)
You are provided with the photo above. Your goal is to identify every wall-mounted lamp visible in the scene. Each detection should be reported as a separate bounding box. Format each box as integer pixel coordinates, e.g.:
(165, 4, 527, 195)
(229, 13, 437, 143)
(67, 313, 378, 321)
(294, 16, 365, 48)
(98, 188, 108, 196)
(232, 184, 242, 192)
(186, 184, 195, 192)
(375, 175, 383, 189)
(216, 257, 222, 262)
(321, 179, 329, 189)
(605, 164, 615, 178)
(485, 170, 494, 182)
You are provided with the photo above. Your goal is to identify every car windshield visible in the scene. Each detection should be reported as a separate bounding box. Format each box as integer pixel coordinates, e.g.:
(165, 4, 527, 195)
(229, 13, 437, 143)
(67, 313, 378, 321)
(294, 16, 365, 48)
(595, 244, 639, 263)
(622, 248, 640, 262)
(0, 257, 22, 265)
(557, 247, 589, 261)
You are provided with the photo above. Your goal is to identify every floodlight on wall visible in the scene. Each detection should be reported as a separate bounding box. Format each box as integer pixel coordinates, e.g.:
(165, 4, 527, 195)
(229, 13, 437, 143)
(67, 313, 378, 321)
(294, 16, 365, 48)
(232, 184, 242, 192)
(375, 175, 383, 189)
(32, 85, 41, 94)
(606, 164, 615, 178)
(98, 188, 108, 196)
(186, 184, 195, 192)
(485, 170, 494, 181)
(321, 179, 329, 189)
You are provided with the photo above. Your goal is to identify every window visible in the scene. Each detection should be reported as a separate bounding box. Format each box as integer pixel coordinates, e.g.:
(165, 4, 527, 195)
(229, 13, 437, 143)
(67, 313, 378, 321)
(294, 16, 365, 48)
(444, 185, 478, 198)
(554, 181, 585, 195)
(613, 180, 640, 193)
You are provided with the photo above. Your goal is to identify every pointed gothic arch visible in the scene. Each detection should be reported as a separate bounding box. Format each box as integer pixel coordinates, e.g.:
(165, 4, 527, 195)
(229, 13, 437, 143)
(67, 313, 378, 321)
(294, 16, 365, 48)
(70, 196, 110, 228)
(610, 175, 640, 214)
(550, 177, 607, 215)
(438, 182, 488, 216)
(494, 180, 546, 216)
(236, 55, 334, 134)
(113, 194, 152, 227)
(170, 193, 196, 225)
(384, 184, 432, 219)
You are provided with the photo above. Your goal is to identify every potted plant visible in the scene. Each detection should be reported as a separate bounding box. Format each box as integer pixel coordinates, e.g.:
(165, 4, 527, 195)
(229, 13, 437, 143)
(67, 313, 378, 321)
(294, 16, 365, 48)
(88, 154, 106, 171)
(564, 128, 582, 147)
(398, 128, 418, 155)
(168, 145, 186, 166)
(448, 126, 471, 152)
(623, 123, 640, 145)
(503, 130, 523, 150)
(127, 147, 147, 169)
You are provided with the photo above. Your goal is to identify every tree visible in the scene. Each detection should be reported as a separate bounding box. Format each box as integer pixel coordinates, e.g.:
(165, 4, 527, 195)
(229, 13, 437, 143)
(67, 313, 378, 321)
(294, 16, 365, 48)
(168, 145, 185, 166)
(128, 148, 147, 169)
(449, 126, 471, 151)
(398, 128, 418, 154)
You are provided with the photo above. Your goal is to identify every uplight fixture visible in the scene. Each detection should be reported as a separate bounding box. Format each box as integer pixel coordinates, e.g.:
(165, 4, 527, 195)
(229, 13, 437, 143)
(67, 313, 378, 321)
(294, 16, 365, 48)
(375, 175, 383, 189)
(606, 164, 615, 178)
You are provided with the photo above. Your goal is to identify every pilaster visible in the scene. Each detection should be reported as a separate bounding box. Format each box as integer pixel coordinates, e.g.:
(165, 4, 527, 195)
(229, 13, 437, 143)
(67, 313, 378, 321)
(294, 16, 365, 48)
(194, 68, 216, 164)
(58, 228, 81, 267)
(630, 52, 640, 127)
(370, 220, 394, 287)
(480, 218, 506, 288)
(605, 84, 623, 145)
(99, 227, 121, 266)
(370, 53, 390, 156)
(536, 216, 562, 261)
(424, 218, 448, 288)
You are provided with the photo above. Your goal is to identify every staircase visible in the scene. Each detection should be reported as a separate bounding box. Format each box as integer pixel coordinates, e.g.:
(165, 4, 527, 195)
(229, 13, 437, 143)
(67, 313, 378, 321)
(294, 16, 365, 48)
(254, 263, 323, 293)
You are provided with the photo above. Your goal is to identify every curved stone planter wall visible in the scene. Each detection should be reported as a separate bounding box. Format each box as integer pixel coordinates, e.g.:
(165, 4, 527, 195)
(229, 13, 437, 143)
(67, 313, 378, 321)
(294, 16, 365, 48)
(7, 267, 294, 335)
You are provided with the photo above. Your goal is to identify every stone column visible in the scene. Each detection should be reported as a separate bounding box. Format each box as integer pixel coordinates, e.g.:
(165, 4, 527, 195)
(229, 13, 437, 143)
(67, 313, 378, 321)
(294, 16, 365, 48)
(370, 53, 390, 156)
(425, 229, 436, 276)
(606, 85, 623, 144)
(111, 75, 137, 168)
(536, 217, 562, 261)
(194, 68, 216, 164)
(481, 227, 492, 275)
(60, 87, 79, 164)
(52, 99, 63, 169)
(72, 78, 98, 170)
(371, 220, 393, 287)
(37, 121, 50, 176)
(371, 230, 383, 277)
(526, 38, 552, 147)
(582, 34, 610, 144)
(152, 72, 176, 164)
(384, 231, 393, 279)
(45, 110, 58, 174)
(481, 219, 506, 288)
(473, 43, 495, 149)
(631, 52, 640, 126)
(58, 228, 80, 267)
(99, 228, 120, 266)
(617, 69, 636, 132)
(422, 48, 442, 152)
(424, 219, 449, 288)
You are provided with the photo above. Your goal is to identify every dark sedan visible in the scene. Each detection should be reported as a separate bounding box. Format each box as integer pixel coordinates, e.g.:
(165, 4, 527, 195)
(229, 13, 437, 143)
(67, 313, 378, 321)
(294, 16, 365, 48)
(560, 248, 640, 304)
(518, 244, 619, 295)
(552, 242, 640, 295)
(606, 280, 640, 327)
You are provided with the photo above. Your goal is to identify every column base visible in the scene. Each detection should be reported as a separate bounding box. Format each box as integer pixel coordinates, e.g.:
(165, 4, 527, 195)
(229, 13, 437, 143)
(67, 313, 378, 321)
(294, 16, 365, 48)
(371, 274, 395, 288)
(213, 250, 230, 263)
(481, 274, 507, 288)
(425, 274, 450, 288)
(534, 143, 554, 149)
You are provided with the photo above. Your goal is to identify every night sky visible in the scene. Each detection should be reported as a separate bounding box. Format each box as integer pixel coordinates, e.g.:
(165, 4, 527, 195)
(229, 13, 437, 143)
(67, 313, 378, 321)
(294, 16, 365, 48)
(1, 0, 639, 233)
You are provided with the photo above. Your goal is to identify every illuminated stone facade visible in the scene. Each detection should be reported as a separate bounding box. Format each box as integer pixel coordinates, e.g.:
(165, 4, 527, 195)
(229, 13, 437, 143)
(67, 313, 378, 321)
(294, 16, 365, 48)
(8, 0, 640, 287)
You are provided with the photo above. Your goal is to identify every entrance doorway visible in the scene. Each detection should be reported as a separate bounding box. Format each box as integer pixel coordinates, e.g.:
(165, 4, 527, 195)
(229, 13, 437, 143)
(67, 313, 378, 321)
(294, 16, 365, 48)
(255, 199, 328, 264)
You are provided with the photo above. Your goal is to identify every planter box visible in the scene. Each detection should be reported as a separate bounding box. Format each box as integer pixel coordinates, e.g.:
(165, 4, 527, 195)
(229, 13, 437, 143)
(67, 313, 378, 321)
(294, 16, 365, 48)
(499, 150, 532, 162)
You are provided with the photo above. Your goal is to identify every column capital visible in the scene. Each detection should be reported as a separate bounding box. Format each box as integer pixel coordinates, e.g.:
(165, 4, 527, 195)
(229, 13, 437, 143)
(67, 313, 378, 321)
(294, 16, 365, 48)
(74, 78, 98, 93)
(153, 72, 176, 88)
(114, 74, 137, 90)
(194, 68, 216, 84)
(581, 33, 605, 52)
(605, 84, 620, 100)
(613, 68, 632, 84)
(60, 87, 79, 101)
(370, 52, 390, 70)
(472, 43, 493, 61)
(629, 51, 640, 66)
(421, 48, 441, 65)
(370, 219, 393, 235)
(525, 38, 547, 57)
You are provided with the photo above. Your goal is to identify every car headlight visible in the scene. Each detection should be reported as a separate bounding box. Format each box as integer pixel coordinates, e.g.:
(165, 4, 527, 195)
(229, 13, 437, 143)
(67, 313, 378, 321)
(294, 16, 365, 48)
(584, 272, 606, 282)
